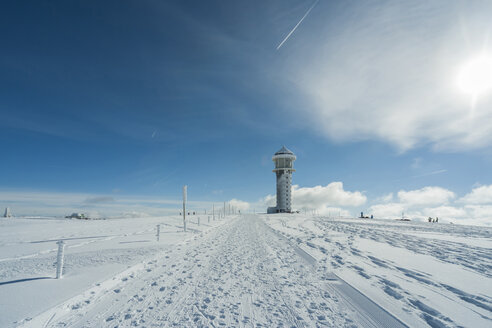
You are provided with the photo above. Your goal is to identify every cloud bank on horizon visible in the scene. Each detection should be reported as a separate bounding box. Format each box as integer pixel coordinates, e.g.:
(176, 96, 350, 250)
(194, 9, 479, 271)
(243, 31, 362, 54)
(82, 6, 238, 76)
(3, 182, 492, 226)
(261, 183, 492, 226)
(0, 191, 214, 219)
(368, 185, 492, 226)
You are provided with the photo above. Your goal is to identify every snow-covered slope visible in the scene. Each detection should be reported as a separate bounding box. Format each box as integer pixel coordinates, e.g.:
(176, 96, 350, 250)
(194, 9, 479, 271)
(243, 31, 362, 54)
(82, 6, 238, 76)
(1, 214, 491, 327)
(264, 215, 492, 327)
(0, 215, 218, 327)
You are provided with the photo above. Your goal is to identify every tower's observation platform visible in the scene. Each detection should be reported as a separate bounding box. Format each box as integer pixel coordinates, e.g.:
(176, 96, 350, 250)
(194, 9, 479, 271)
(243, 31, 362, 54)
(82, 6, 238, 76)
(268, 146, 296, 213)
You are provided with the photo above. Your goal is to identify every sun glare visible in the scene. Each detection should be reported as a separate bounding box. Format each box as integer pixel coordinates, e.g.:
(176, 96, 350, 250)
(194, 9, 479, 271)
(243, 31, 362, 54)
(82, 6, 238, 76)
(457, 54, 492, 97)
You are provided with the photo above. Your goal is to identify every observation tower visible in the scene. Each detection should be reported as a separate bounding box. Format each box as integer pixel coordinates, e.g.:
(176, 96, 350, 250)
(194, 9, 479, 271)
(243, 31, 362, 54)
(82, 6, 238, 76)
(267, 146, 296, 213)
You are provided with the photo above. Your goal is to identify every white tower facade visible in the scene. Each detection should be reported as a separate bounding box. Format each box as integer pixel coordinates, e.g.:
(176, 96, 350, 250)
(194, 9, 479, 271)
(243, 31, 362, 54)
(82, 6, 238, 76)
(268, 146, 296, 213)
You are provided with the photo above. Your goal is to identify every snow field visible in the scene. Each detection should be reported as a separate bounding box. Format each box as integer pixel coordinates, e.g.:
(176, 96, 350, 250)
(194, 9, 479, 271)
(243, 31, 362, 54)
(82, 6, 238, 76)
(1, 214, 491, 327)
(0, 214, 220, 327)
(26, 215, 361, 327)
(263, 215, 492, 327)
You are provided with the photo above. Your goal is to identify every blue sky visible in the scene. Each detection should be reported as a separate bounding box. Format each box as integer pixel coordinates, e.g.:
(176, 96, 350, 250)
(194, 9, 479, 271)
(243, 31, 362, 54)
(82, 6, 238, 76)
(2, 0, 492, 224)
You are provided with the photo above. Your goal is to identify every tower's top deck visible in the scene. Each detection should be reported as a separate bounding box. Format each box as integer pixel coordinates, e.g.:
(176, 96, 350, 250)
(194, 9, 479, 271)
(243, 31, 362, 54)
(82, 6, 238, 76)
(272, 145, 296, 172)
(274, 145, 294, 156)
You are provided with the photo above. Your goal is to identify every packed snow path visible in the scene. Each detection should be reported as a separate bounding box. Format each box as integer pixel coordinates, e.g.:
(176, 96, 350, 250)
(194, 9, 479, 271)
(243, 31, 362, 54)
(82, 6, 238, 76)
(29, 215, 406, 327)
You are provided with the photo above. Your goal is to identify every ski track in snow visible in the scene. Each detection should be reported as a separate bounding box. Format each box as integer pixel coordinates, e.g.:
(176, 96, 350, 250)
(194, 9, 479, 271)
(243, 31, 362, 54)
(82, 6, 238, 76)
(266, 216, 492, 328)
(5, 214, 492, 327)
(27, 216, 381, 328)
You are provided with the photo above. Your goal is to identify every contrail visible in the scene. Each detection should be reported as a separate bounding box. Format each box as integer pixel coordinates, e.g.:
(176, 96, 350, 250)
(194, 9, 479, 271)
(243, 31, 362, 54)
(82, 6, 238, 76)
(412, 169, 447, 178)
(276, 0, 320, 50)
(392, 169, 447, 182)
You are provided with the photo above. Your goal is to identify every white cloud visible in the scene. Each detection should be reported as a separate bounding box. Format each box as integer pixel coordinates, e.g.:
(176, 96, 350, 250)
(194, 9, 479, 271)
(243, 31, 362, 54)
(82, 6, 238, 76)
(292, 182, 366, 208)
(261, 182, 365, 216)
(368, 185, 492, 226)
(262, 194, 276, 207)
(284, 1, 492, 151)
(263, 183, 492, 226)
(423, 206, 467, 219)
(376, 192, 393, 203)
(368, 202, 492, 225)
(369, 203, 405, 219)
(228, 198, 250, 212)
(397, 186, 455, 206)
(368, 203, 469, 223)
(316, 207, 351, 217)
(459, 185, 492, 204)
(464, 205, 492, 219)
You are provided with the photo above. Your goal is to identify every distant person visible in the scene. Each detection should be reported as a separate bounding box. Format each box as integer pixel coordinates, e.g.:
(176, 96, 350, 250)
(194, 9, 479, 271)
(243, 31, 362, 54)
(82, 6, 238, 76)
(370, 215, 373, 219)
(428, 217, 432, 222)
(436, 217, 439, 223)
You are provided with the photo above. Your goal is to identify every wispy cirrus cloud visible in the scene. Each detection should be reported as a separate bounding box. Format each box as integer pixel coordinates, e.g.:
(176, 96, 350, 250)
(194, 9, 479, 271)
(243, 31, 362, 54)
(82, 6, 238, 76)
(411, 169, 447, 179)
(281, 0, 492, 151)
(84, 196, 115, 204)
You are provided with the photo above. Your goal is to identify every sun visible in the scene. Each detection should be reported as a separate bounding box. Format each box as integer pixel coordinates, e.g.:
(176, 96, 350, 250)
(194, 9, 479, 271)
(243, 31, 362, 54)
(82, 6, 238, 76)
(457, 53, 492, 97)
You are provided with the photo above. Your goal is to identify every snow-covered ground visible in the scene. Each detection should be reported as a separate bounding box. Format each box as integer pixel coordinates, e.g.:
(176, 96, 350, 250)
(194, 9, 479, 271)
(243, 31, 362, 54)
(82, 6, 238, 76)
(0, 214, 491, 327)
(0, 214, 219, 327)
(264, 215, 492, 328)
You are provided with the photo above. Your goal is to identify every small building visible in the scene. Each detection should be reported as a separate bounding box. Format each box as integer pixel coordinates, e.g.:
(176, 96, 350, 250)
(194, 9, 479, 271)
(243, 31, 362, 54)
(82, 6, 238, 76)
(66, 213, 88, 219)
